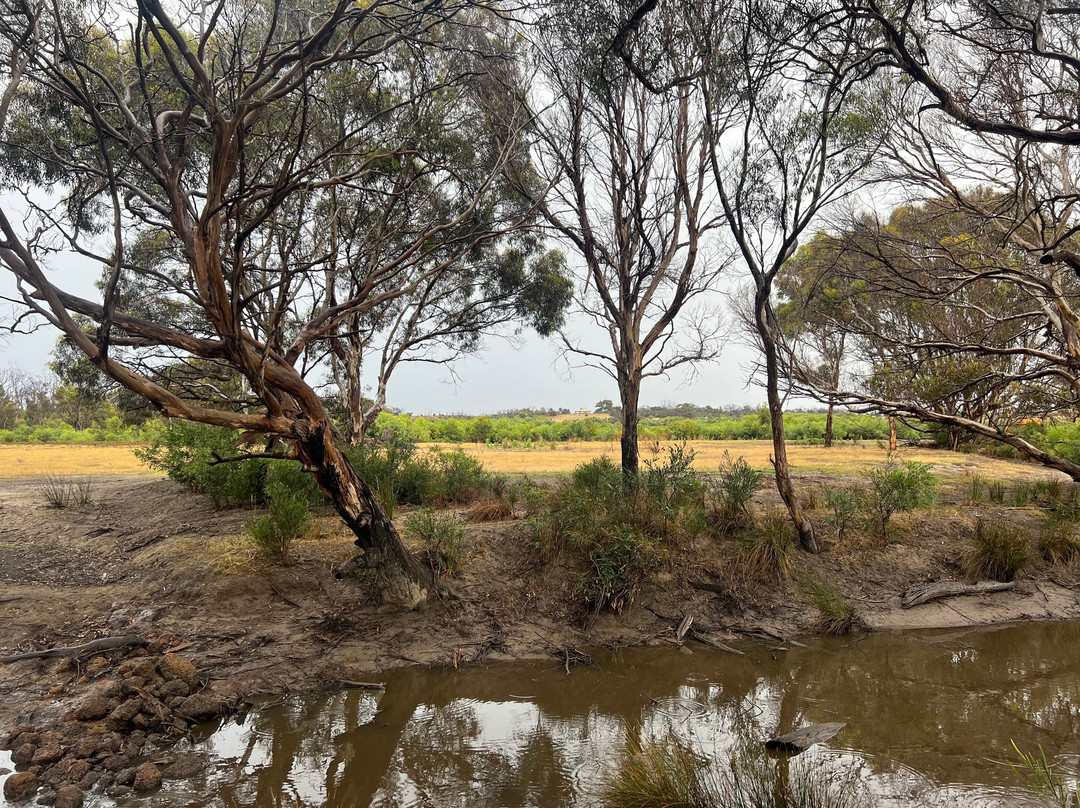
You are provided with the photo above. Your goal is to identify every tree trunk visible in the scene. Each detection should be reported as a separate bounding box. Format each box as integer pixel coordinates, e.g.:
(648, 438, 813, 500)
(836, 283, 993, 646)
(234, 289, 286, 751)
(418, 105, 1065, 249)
(345, 344, 365, 447)
(298, 424, 431, 608)
(889, 417, 897, 451)
(618, 370, 640, 476)
(759, 300, 819, 553)
(824, 404, 834, 448)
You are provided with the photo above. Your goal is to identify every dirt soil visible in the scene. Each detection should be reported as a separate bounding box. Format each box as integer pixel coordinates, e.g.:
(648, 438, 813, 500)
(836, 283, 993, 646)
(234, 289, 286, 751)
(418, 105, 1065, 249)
(2, 471, 1080, 741)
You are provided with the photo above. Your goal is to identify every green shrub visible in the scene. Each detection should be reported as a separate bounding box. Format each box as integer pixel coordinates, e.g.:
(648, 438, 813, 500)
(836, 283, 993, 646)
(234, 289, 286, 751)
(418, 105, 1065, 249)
(711, 451, 766, 527)
(865, 458, 938, 540)
(825, 488, 864, 541)
(404, 508, 466, 575)
(572, 455, 623, 492)
(136, 420, 269, 507)
(965, 518, 1030, 582)
(248, 494, 311, 563)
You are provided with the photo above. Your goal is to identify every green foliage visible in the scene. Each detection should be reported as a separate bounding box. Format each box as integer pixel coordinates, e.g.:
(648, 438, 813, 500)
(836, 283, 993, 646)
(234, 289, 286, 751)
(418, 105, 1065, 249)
(864, 457, 938, 539)
(711, 451, 766, 527)
(1008, 742, 1079, 808)
(370, 410, 909, 446)
(37, 475, 93, 509)
(404, 508, 466, 575)
(825, 487, 864, 541)
(967, 472, 985, 504)
(965, 518, 1031, 582)
(801, 575, 860, 635)
(247, 493, 311, 564)
(534, 453, 706, 615)
(136, 420, 269, 507)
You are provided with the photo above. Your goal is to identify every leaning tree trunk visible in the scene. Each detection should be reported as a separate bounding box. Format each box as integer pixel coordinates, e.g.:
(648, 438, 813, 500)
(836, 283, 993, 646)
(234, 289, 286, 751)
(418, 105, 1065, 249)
(824, 403, 834, 448)
(297, 423, 432, 608)
(344, 345, 365, 447)
(759, 300, 819, 553)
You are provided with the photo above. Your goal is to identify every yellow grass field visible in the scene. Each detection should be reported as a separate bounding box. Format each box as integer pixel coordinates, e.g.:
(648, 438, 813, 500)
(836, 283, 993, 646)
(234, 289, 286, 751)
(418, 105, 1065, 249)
(433, 439, 1063, 480)
(0, 439, 1062, 482)
(0, 444, 156, 478)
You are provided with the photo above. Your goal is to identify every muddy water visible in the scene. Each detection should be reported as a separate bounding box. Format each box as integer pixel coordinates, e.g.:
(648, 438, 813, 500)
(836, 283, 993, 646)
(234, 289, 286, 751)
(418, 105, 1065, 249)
(172, 622, 1080, 807)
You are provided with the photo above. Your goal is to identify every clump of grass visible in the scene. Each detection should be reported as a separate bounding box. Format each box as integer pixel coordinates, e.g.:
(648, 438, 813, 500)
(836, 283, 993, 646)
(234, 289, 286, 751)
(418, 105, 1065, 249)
(801, 576, 860, 635)
(1032, 478, 1066, 503)
(247, 494, 311, 563)
(824, 488, 864, 542)
(988, 479, 1007, 504)
(1009, 742, 1078, 808)
(1012, 482, 1033, 507)
(712, 451, 766, 528)
(602, 732, 865, 808)
(1037, 518, 1080, 566)
(404, 508, 466, 576)
(967, 472, 986, 504)
(467, 497, 513, 523)
(864, 457, 938, 540)
(737, 508, 795, 582)
(965, 517, 1031, 582)
(602, 736, 705, 808)
(37, 475, 93, 509)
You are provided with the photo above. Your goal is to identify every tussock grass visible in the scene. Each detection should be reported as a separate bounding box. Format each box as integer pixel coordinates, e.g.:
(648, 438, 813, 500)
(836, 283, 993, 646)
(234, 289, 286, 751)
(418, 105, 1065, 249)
(965, 517, 1031, 582)
(801, 576, 860, 635)
(602, 732, 865, 808)
(37, 475, 94, 508)
(467, 497, 514, 522)
(737, 508, 795, 582)
(1037, 518, 1080, 566)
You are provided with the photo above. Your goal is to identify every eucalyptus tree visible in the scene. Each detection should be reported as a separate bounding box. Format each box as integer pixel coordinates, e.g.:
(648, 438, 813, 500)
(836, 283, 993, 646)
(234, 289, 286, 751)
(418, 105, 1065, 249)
(516, 2, 726, 475)
(691, 0, 888, 551)
(0, 0, 544, 607)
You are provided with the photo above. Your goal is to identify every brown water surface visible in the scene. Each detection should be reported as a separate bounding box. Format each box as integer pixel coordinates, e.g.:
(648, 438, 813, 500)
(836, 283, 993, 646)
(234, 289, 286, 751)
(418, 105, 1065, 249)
(165, 621, 1080, 807)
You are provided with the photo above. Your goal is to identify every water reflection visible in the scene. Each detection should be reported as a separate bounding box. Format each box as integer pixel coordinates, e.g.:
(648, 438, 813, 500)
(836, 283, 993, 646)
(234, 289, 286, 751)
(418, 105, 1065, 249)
(176, 622, 1080, 807)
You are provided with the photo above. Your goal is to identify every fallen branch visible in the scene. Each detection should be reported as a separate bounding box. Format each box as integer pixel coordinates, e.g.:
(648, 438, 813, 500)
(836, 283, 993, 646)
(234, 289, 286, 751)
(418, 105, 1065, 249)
(337, 680, 386, 690)
(901, 580, 1015, 609)
(689, 630, 745, 655)
(0, 633, 147, 663)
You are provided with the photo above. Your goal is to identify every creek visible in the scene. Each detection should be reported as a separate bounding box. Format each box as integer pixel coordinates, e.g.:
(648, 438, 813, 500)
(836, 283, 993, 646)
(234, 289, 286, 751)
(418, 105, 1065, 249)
(161, 621, 1080, 807)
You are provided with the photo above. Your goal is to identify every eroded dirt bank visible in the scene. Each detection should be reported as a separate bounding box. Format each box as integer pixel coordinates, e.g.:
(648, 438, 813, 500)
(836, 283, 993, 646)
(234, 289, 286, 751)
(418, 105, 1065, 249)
(1, 472, 1080, 801)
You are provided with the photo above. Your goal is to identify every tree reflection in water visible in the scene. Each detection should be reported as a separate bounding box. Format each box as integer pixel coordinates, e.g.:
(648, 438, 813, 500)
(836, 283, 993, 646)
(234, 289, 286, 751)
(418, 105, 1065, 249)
(184, 622, 1080, 807)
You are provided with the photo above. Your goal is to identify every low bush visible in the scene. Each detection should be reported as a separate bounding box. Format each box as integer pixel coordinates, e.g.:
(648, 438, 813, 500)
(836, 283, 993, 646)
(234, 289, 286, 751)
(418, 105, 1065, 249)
(865, 457, 938, 540)
(965, 518, 1030, 582)
(825, 488, 864, 542)
(711, 451, 766, 528)
(404, 508, 466, 575)
(533, 452, 705, 615)
(247, 494, 311, 563)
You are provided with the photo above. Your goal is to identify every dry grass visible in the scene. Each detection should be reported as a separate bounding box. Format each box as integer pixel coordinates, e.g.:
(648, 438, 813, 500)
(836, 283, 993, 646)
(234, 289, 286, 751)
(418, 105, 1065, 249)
(427, 440, 1055, 479)
(467, 497, 513, 523)
(0, 444, 155, 477)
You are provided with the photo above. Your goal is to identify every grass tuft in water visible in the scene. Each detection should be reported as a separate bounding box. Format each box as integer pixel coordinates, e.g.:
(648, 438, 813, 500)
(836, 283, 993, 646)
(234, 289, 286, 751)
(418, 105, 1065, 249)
(1009, 741, 1079, 808)
(801, 575, 861, 635)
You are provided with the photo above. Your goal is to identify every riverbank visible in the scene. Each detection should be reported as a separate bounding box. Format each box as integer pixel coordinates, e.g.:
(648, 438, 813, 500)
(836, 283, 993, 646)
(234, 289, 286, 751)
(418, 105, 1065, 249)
(2, 468, 1080, 800)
